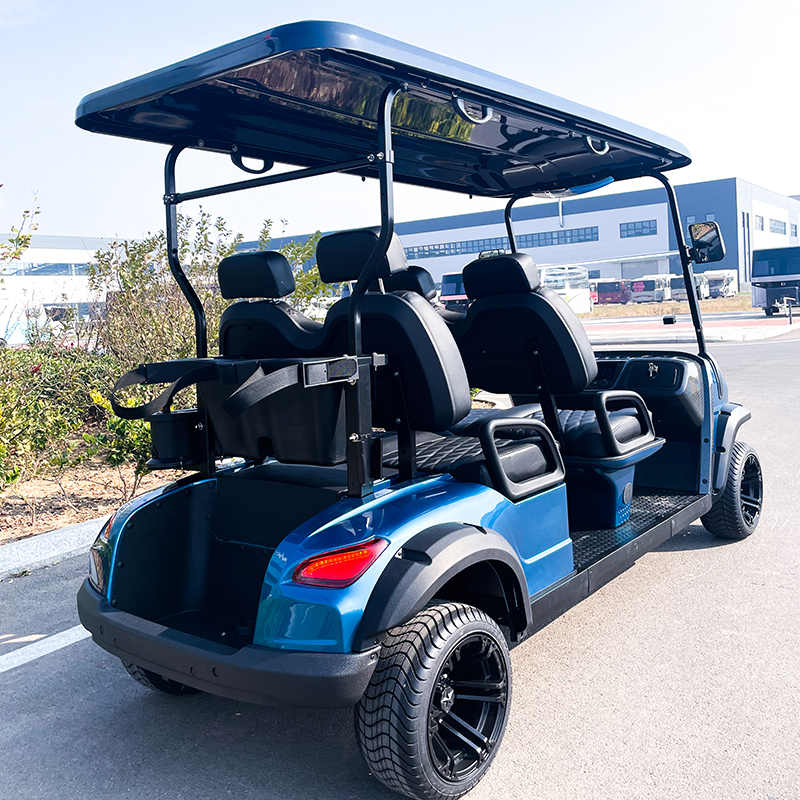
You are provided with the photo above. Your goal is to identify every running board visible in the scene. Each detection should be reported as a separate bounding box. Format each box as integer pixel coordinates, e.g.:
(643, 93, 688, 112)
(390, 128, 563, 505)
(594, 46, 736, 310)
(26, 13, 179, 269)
(523, 493, 712, 639)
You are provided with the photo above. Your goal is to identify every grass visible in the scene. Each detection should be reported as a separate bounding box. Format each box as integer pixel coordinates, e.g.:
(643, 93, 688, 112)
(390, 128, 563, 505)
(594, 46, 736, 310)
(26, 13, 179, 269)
(579, 294, 753, 319)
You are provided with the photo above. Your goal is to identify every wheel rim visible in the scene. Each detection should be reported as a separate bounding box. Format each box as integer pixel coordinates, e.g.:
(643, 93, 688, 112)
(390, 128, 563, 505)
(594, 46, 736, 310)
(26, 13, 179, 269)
(740, 453, 763, 527)
(427, 632, 508, 783)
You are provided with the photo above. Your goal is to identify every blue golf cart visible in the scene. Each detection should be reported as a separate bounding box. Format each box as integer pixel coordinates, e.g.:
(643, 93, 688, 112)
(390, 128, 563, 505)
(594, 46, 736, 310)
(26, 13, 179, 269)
(75, 21, 762, 800)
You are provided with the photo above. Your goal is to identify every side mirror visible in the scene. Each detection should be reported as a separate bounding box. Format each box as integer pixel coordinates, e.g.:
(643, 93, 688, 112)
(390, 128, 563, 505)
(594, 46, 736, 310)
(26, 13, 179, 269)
(688, 221, 726, 264)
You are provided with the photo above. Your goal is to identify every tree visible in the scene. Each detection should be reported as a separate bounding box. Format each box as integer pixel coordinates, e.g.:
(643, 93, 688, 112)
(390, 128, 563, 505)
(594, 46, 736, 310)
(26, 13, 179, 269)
(0, 199, 39, 264)
(88, 212, 336, 367)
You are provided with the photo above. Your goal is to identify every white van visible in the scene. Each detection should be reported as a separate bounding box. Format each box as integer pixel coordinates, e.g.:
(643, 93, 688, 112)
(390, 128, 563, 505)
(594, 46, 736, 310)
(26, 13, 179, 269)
(707, 269, 738, 298)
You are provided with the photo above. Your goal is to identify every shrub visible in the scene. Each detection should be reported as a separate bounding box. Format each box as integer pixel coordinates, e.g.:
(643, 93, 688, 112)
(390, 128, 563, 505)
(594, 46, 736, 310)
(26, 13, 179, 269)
(0, 342, 119, 487)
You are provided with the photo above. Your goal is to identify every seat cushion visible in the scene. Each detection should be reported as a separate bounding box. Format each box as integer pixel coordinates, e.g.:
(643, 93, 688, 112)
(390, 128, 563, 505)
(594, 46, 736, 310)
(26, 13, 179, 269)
(382, 433, 549, 490)
(446, 403, 541, 437)
(533, 408, 642, 458)
(445, 404, 644, 458)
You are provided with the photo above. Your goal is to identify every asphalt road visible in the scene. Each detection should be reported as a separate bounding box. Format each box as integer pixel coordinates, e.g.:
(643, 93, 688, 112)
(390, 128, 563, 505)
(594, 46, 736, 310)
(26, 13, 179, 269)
(1, 333, 799, 800)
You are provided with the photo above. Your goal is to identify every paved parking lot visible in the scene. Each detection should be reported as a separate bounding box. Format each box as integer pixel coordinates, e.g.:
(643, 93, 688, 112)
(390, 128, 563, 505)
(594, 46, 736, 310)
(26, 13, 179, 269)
(1, 333, 798, 800)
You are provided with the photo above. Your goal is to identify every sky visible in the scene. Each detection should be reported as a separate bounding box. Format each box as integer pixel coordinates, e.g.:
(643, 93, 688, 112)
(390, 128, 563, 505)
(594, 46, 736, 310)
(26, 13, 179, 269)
(2, 0, 800, 244)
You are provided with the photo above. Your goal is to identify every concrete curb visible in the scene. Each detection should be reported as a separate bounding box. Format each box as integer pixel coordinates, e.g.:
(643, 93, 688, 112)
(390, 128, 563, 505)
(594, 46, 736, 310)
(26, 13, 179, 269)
(0, 516, 109, 580)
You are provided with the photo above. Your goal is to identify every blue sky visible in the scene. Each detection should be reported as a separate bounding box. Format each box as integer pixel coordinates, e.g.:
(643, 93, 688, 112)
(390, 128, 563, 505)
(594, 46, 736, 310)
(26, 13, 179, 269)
(1, 0, 799, 242)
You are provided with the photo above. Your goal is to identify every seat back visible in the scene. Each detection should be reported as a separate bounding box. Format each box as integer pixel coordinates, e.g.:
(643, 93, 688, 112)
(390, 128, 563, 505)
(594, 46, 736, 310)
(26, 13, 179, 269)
(382, 264, 467, 323)
(317, 228, 471, 432)
(218, 250, 322, 358)
(450, 252, 598, 395)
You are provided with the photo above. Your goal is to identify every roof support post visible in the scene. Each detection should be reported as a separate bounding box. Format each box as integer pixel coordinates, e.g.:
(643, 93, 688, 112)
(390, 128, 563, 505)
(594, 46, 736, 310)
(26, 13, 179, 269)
(649, 171, 708, 357)
(348, 83, 404, 356)
(164, 145, 208, 359)
(504, 196, 521, 253)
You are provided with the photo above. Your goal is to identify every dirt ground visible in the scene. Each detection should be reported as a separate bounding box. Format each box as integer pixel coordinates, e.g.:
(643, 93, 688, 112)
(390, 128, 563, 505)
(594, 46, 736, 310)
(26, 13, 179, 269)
(0, 400, 500, 545)
(0, 461, 183, 545)
(579, 294, 751, 318)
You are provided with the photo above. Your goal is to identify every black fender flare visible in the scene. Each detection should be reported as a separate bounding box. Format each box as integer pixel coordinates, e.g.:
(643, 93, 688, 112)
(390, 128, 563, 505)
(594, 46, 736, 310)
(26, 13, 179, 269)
(352, 522, 531, 651)
(713, 402, 752, 492)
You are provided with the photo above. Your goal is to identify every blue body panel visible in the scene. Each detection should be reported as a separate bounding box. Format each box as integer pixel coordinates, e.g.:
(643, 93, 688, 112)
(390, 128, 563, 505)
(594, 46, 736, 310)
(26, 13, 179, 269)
(255, 475, 571, 653)
(93, 471, 572, 655)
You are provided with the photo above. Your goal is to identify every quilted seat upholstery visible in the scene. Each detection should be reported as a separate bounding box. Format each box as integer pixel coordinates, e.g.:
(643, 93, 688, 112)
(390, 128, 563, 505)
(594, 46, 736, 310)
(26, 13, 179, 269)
(534, 408, 640, 458)
(449, 406, 642, 458)
(382, 433, 549, 490)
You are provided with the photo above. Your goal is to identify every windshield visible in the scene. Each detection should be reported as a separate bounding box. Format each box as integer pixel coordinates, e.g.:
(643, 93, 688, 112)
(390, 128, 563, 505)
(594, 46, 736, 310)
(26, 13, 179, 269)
(440, 274, 465, 297)
(598, 281, 622, 292)
(752, 256, 800, 278)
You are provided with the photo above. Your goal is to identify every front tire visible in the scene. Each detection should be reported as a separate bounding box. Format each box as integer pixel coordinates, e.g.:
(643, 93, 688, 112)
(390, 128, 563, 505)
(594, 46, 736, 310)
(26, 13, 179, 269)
(701, 441, 763, 539)
(121, 660, 202, 695)
(355, 603, 511, 800)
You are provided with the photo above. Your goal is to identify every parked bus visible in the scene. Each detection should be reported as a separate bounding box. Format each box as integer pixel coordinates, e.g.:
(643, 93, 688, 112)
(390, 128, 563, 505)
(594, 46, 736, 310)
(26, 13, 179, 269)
(596, 279, 631, 304)
(539, 265, 592, 314)
(630, 274, 671, 303)
(706, 268, 739, 298)
(670, 273, 709, 301)
(439, 272, 469, 312)
(751, 247, 800, 315)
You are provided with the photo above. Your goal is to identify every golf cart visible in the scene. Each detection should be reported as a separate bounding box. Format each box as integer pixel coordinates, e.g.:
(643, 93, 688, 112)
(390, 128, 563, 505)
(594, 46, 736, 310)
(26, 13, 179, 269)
(75, 21, 763, 800)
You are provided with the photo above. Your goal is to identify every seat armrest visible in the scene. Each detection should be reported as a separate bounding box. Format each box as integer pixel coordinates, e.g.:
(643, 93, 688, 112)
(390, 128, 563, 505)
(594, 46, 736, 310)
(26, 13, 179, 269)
(592, 390, 655, 456)
(478, 418, 565, 502)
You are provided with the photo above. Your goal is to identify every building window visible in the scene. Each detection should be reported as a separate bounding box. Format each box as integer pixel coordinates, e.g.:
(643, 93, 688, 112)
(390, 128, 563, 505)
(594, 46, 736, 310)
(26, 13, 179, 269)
(755, 215, 764, 231)
(791, 224, 798, 238)
(686, 215, 696, 224)
(705, 213, 716, 222)
(403, 226, 599, 261)
(620, 220, 657, 238)
(770, 219, 787, 235)
(518, 227, 599, 248)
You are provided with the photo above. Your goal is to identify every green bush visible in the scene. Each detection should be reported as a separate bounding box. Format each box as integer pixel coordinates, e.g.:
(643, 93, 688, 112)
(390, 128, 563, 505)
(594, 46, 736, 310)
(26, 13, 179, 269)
(0, 342, 120, 486)
(0, 210, 334, 491)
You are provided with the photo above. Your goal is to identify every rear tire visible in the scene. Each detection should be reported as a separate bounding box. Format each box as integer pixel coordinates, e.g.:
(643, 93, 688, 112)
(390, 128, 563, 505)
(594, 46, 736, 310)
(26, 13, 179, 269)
(765, 307, 775, 316)
(355, 602, 511, 800)
(701, 441, 762, 540)
(121, 660, 202, 695)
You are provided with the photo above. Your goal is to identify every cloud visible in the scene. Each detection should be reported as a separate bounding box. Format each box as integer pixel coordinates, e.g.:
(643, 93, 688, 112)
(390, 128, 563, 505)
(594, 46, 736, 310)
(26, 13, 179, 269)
(0, 0, 42, 27)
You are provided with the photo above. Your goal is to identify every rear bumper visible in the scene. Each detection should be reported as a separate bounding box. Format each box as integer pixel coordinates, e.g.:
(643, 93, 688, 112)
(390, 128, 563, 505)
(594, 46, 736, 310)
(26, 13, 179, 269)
(77, 580, 378, 707)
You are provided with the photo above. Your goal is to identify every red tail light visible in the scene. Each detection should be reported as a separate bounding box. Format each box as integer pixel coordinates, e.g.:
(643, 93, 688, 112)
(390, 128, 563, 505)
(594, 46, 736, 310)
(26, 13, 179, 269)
(293, 538, 388, 588)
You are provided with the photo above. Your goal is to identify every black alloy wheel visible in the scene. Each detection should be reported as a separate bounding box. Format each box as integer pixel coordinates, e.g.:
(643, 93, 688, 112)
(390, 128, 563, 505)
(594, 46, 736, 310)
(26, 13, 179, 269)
(702, 441, 763, 540)
(355, 602, 512, 800)
(428, 632, 508, 783)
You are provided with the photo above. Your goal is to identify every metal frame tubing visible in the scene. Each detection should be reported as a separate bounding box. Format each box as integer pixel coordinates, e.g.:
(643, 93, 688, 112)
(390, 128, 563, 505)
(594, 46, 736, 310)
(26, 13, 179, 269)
(160, 87, 405, 494)
(164, 145, 209, 359)
(504, 196, 522, 253)
(649, 171, 708, 357)
(348, 83, 404, 356)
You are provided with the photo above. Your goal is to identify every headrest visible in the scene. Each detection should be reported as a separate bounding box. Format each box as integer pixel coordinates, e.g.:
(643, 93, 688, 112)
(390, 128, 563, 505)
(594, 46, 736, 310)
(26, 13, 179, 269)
(316, 226, 408, 284)
(382, 265, 437, 301)
(463, 252, 541, 299)
(218, 251, 295, 299)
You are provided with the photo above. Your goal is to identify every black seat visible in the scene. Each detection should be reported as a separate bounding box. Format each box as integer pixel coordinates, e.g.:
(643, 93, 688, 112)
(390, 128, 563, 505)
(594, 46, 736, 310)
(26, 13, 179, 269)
(380, 263, 539, 431)
(449, 252, 656, 459)
(315, 227, 564, 500)
(218, 250, 322, 358)
(382, 265, 466, 323)
(447, 251, 662, 527)
(317, 228, 470, 433)
(383, 433, 554, 492)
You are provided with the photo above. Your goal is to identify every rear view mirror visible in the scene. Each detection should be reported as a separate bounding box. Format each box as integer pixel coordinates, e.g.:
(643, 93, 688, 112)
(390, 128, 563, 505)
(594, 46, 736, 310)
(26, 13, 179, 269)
(688, 221, 726, 264)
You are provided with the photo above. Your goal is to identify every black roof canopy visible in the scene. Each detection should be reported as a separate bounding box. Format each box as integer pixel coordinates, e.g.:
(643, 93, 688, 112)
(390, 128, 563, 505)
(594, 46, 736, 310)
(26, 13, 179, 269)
(76, 20, 691, 197)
